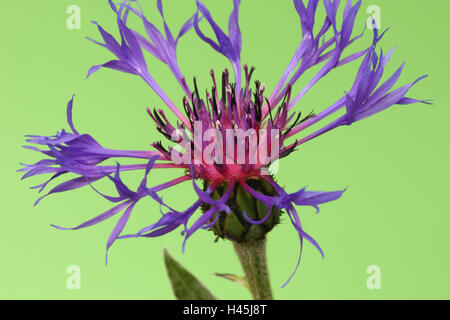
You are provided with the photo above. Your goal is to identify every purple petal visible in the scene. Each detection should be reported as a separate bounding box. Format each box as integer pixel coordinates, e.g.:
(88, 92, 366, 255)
(51, 200, 131, 231)
(228, 0, 242, 54)
(291, 188, 346, 213)
(66, 96, 78, 135)
(194, 0, 240, 63)
(106, 201, 137, 263)
(242, 209, 272, 225)
(34, 175, 103, 206)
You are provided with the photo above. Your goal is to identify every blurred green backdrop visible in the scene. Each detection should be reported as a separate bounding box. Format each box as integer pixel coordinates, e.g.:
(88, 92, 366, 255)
(1, 0, 449, 299)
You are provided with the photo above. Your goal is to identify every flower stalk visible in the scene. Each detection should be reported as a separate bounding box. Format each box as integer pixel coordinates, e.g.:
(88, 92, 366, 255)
(233, 238, 273, 300)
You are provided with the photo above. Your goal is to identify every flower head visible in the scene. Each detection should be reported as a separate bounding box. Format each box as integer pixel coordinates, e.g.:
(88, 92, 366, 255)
(20, 0, 429, 285)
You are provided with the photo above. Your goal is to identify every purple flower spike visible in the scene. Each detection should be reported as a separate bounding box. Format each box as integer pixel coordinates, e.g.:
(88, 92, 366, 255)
(293, 0, 320, 37)
(194, 0, 242, 91)
(51, 156, 187, 262)
(112, 0, 199, 96)
(87, 1, 194, 127)
(119, 178, 234, 253)
(20, 96, 161, 205)
(289, 188, 346, 213)
(87, 18, 147, 78)
(20, 0, 430, 287)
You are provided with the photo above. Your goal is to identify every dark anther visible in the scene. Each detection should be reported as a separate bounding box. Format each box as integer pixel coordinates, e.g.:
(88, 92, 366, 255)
(221, 71, 227, 103)
(230, 83, 237, 110)
(153, 109, 166, 127)
(254, 102, 262, 122)
(248, 66, 256, 82)
(282, 112, 303, 138)
(298, 110, 316, 125)
(253, 81, 262, 109)
(190, 92, 199, 120)
(265, 98, 274, 125)
(280, 141, 298, 158)
(156, 127, 172, 140)
(155, 141, 170, 155)
(255, 80, 261, 92)
(193, 77, 202, 107)
(183, 99, 191, 117)
(211, 87, 219, 116)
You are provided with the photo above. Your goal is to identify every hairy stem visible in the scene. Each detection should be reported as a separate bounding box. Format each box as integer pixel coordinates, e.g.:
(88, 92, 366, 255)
(233, 238, 273, 300)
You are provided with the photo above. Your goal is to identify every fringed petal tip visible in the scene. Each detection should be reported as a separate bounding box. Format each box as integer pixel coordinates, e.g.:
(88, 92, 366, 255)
(194, 0, 242, 81)
(50, 224, 70, 231)
(292, 187, 347, 214)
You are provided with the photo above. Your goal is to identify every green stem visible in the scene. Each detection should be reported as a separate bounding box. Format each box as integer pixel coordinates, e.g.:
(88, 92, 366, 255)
(233, 238, 273, 300)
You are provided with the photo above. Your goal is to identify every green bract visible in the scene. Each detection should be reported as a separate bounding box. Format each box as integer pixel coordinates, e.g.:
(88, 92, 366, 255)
(203, 178, 282, 242)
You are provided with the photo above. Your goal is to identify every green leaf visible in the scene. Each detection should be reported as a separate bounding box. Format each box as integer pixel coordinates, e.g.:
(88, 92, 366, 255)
(163, 248, 217, 300)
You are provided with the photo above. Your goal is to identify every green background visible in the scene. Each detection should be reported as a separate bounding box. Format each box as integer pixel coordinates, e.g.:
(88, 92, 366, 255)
(1, 0, 449, 299)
